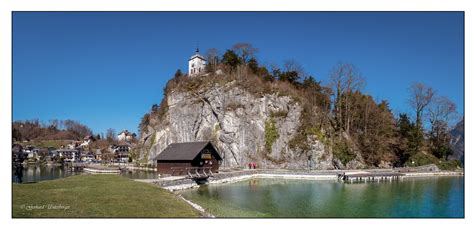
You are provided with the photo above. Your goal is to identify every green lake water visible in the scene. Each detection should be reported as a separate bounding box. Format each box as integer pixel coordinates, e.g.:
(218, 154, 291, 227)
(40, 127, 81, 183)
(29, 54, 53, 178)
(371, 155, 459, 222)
(12, 166, 159, 183)
(12, 166, 80, 183)
(180, 176, 464, 218)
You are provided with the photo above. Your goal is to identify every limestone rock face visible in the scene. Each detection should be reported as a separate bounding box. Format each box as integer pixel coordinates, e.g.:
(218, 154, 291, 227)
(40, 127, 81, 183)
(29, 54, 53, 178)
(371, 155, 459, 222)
(139, 82, 355, 169)
(449, 118, 464, 163)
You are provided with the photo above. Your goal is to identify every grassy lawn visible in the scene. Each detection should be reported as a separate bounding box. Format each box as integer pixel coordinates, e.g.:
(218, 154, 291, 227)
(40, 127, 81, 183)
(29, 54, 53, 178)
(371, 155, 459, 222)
(20, 140, 73, 149)
(12, 174, 200, 218)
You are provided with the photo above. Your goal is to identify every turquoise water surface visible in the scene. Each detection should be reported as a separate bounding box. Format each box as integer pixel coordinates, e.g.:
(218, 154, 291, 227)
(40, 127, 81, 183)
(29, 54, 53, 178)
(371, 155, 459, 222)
(180, 176, 464, 217)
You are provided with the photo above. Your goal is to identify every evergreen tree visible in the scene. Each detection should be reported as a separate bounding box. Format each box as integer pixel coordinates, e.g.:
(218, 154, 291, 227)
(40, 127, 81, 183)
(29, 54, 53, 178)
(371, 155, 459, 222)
(174, 69, 183, 79)
(278, 71, 300, 85)
(248, 58, 259, 74)
(302, 76, 317, 88)
(429, 120, 452, 160)
(151, 104, 159, 113)
(258, 66, 274, 81)
(395, 113, 422, 166)
(221, 50, 241, 70)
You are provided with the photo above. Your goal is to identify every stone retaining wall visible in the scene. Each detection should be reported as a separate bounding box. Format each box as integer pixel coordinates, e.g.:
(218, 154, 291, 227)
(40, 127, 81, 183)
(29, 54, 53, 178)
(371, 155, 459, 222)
(146, 168, 464, 192)
(154, 169, 340, 191)
(404, 171, 464, 177)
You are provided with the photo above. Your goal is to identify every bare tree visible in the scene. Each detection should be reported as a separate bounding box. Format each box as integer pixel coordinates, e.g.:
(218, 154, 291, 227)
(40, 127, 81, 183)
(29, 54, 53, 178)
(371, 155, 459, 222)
(232, 43, 258, 64)
(426, 96, 457, 159)
(60, 119, 92, 139)
(49, 119, 59, 129)
(283, 59, 305, 76)
(206, 48, 219, 67)
(106, 128, 116, 143)
(427, 96, 457, 129)
(408, 82, 434, 129)
(329, 63, 365, 133)
(101, 150, 115, 164)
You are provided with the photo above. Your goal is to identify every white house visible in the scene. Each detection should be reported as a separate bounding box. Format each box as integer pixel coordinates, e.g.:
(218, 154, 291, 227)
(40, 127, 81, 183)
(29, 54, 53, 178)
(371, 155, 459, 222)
(79, 135, 94, 148)
(56, 149, 80, 162)
(66, 143, 77, 150)
(110, 144, 131, 163)
(188, 48, 207, 76)
(117, 130, 136, 142)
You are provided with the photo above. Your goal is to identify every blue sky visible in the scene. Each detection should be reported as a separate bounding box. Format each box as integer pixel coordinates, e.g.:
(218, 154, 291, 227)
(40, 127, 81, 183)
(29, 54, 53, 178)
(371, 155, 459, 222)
(12, 12, 464, 135)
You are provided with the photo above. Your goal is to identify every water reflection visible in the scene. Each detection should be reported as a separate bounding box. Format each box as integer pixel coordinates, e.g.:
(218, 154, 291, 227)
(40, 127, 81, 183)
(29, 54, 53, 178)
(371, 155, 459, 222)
(12, 164, 24, 183)
(12, 166, 163, 183)
(12, 165, 80, 183)
(181, 177, 464, 217)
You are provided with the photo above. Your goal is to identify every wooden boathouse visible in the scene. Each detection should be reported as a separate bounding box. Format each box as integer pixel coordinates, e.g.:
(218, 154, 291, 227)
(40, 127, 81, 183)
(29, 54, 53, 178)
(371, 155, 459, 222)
(154, 141, 222, 176)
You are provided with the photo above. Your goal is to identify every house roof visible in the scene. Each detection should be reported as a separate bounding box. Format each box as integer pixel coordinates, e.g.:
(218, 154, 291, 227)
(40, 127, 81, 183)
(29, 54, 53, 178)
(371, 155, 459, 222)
(154, 141, 221, 161)
(118, 130, 129, 135)
(189, 54, 206, 62)
(189, 49, 206, 61)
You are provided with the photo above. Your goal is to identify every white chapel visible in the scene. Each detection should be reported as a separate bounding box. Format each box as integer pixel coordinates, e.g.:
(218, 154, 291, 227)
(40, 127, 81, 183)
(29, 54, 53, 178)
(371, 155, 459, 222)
(188, 48, 207, 76)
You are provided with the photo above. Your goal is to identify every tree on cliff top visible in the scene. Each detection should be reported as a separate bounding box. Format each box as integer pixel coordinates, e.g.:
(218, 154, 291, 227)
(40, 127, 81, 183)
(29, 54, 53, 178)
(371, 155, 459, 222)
(427, 96, 457, 160)
(206, 48, 220, 72)
(174, 69, 183, 79)
(409, 82, 434, 130)
(329, 63, 365, 134)
(222, 50, 241, 71)
(136, 43, 460, 169)
(232, 42, 258, 65)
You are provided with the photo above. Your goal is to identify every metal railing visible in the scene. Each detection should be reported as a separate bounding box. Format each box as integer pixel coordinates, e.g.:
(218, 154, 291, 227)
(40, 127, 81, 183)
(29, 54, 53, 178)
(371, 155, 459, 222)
(170, 167, 213, 178)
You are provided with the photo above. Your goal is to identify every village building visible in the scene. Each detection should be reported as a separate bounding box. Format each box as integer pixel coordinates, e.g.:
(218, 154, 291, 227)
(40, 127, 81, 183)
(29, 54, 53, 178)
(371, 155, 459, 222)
(80, 151, 95, 162)
(33, 148, 49, 160)
(153, 141, 222, 175)
(12, 144, 24, 163)
(49, 150, 59, 158)
(117, 130, 136, 142)
(188, 48, 207, 76)
(66, 142, 79, 150)
(79, 135, 95, 148)
(111, 144, 130, 163)
(55, 149, 80, 162)
(22, 146, 38, 160)
(94, 149, 102, 161)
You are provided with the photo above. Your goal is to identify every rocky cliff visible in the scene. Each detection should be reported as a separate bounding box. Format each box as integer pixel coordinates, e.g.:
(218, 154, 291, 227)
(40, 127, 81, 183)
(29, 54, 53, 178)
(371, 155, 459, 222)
(138, 74, 365, 169)
(449, 118, 464, 163)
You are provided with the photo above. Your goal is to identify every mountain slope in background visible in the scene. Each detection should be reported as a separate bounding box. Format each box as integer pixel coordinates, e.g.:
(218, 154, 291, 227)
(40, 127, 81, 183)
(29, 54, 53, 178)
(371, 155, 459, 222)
(449, 118, 464, 164)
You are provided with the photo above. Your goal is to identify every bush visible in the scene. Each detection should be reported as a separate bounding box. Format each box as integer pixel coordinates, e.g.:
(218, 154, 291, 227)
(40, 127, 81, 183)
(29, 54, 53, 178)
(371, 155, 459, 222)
(408, 152, 460, 170)
(407, 152, 439, 167)
(437, 160, 461, 170)
(270, 110, 288, 118)
(264, 118, 279, 153)
(333, 139, 355, 166)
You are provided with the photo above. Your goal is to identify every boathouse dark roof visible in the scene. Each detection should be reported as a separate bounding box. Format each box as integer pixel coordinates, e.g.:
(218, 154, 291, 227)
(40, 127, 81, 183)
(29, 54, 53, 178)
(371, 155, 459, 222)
(154, 141, 222, 161)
